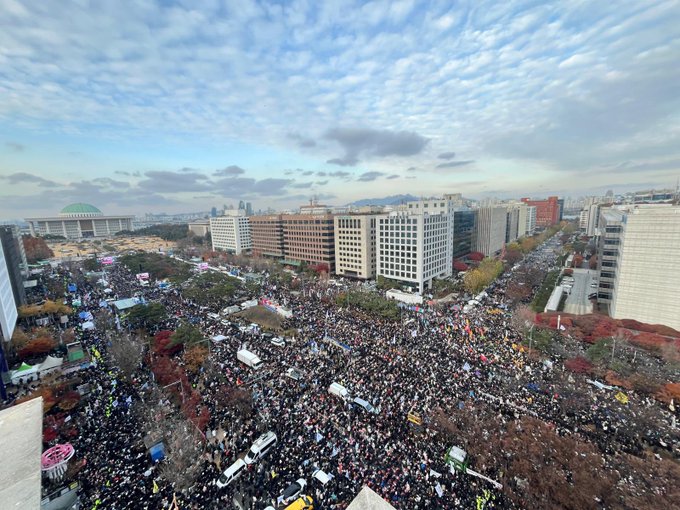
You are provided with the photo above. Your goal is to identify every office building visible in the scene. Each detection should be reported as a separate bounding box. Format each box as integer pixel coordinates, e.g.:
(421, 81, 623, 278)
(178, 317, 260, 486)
(376, 209, 452, 294)
(26, 203, 134, 239)
(597, 205, 680, 330)
(188, 219, 210, 237)
(282, 208, 336, 271)
(0, 225, 28, 307)
(0, 240, 18, 343)
(250, 215, 285, 258)
(210, 210, 251, 254)
(452, 209, 476, 259)
(334, 214, 378, 279)
(516, 203, 536, 237)
(505, 206, 520, 243)
(520, 196, 561, 227)
(472, 207, 507, 256)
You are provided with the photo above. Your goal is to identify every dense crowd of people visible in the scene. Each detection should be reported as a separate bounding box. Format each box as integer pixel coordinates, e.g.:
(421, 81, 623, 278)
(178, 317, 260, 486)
(11, 239, 678, 509)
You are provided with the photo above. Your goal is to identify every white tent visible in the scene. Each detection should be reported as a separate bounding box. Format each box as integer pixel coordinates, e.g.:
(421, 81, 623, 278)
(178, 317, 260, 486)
(211, 335, 228, 342)
(37, 355, 63, 373)
(81, 321, 95, 331)
(10, 363, 38, 385)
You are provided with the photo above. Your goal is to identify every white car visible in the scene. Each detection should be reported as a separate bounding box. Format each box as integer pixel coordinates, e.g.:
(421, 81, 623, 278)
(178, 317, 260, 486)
(270, 337, 285, 347)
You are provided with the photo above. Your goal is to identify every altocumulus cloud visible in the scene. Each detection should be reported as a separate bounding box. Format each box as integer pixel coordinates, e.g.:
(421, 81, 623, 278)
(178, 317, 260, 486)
(357, 171, 386, 182)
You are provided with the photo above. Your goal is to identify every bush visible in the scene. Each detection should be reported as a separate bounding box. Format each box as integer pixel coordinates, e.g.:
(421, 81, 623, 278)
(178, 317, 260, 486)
(18, 337, 56, 359)
(565, 356, 594, 374)
(336, 291, 400, 319)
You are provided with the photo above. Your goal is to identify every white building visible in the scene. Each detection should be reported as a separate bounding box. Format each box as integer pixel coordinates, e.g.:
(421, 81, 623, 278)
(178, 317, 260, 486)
(472, 207, 507, 256)
(334, 214, 378, 279)
(210, 210, 251, 254)
(515, 203, 536, 237)
(598, 204, 680, 330)
(26, 203, 134, 239)
(0, 240, 18, 342)
(376, 209, 452, 294)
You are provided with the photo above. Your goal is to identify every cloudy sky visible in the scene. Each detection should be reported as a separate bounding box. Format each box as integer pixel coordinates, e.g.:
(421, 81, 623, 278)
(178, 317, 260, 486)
(1, 0, 679, 219)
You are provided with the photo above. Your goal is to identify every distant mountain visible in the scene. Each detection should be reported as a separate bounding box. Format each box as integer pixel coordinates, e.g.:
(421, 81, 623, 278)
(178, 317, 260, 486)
(347, 194, 419, 207)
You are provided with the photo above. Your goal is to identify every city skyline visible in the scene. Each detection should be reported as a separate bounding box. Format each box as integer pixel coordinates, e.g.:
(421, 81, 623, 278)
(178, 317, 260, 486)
(1, 0, 679, 219)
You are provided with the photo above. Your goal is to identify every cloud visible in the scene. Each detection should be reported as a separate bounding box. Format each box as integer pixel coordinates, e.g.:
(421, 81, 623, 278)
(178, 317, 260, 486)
(137, 169, 211, 192)
(90, 177, 130, 188)
(5, 142, 24, 152)
(386, 174, 399, 180)
(357, 171, 386, 182)
(214, 165, 246, 176)
(436, 160, 475, 168)
(316, 171, 327, 176)
(301, 170, 314, 176)
(316, 180, 328, 185)
(0, 172, 59, 187)
(406, 167, 417, 172)
(212, 176, 294, 197)
(328, 170, 351, 178)
(325, 127, 429, 166)
(288, 133, 316, 148)
(437, 152, 456, 160)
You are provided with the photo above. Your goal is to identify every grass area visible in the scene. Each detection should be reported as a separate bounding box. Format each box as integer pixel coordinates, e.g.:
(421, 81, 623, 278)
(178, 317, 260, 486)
(335, 291, 400, 320)
(234, 306, 286, 331)
(531, 269, 560, 312)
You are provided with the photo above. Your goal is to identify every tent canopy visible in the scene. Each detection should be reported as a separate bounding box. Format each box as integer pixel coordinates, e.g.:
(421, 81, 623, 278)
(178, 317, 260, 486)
(113, 298, 141, 310)
(211, 335, 228, 342)
(346, 486, 396, 510)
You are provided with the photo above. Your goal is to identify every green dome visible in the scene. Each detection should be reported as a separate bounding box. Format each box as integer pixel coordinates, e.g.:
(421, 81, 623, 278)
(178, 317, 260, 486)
(59, 203, 103, 216)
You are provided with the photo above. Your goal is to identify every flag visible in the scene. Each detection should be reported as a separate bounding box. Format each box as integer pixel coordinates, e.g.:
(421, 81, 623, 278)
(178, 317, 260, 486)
(435, 482, 444, 497)
(153, 480, 159, 493)
(615, 392, 629, 404)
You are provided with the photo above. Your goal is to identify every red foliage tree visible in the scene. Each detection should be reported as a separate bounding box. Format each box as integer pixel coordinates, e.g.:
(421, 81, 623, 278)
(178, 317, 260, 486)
(564, 356, 594, 374)
(153, 330, 182, 355)
(468, 251, 485, 262)
(563, 268, 573, 276)
(312, 263, 329, 274)
(453, 259, 469, 272)
(22, 236, 54, 263)
(572, 254, 584, 268)
(588, 255, 598, 269)
(18, 337, 56, 359)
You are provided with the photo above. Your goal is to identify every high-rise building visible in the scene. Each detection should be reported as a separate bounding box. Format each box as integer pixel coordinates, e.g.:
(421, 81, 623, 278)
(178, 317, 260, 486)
(472, 207, 507, 256)
(26, 203, 134, 239)
(210, 207, 218, 218)
(376, 209, 452, 294)
(210, 210, 251, 254)
(250, 215, 284, 258)
(334, 214, 378, 279)
(520, 196, 561, 227)
(516, 203, 536, 237)
(505, 206, 520, 243)
(596, 204, 680, 330)
(0, 225, 28, 307)
(0, 240, 18, 343)
(282, 208, 336, 272)
(452, 209, 476, 259)
(246, 202, 253, 216)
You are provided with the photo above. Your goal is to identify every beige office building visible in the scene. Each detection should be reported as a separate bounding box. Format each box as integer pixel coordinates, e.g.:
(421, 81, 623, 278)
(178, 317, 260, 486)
(598, 204, 680, 330)
(472, 206, 507, 256)
(250, 214, 284, 258)
(334, 214, 378, 279)
(282, 208, 336, 272)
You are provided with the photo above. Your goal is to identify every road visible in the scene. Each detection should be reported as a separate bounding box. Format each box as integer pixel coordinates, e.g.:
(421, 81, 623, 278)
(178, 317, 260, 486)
(563, 268, 598, 315)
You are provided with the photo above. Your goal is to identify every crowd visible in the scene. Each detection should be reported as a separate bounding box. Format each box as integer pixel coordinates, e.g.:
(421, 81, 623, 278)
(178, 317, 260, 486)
(15, 242, 679, 509)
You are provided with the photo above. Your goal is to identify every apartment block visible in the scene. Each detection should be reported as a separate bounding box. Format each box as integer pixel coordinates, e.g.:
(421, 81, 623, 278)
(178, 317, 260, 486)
(250, 214, 284, 258)
(597, 205, 680, 330)
(334, 214, 377, 279)
(473, 207, 507, 256)
(210, 210, 252, 254)
(376, 210, 452, 294)
(282, 212, 335, 272)
(520, 196, 560, 227)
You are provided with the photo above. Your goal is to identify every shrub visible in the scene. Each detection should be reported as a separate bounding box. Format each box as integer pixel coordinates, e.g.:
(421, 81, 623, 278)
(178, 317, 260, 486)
(18, 337, 57, 359)
(564, 356, 594, 374)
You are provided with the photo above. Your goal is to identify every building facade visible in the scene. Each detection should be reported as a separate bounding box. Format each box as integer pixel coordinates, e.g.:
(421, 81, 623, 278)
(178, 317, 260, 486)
(452, 209, 476, 259)
(210, 210, 252, 254)
(26, 203, 134, 239)
(188, 220, 210, 237)
(597, 205, 680, 330)
(0, 240, 18, 343)
(505, 206, 520, 243)
(0, 226, 27, 307)
(520, 196, 561, 227)
(473, 207, 507, 256)
(250, 214, 285, 258)
(516, 203, 536, 237)
(334, 214, 377, 279)
(282, 212, 336, 272)
(376, 210, 452, 294)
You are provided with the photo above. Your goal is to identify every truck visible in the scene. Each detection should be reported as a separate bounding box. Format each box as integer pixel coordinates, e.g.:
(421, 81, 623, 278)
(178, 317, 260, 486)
(237, 349, 264, 370)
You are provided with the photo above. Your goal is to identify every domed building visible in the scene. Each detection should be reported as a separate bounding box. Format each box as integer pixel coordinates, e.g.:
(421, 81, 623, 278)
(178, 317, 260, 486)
(26, 203, 134, 239)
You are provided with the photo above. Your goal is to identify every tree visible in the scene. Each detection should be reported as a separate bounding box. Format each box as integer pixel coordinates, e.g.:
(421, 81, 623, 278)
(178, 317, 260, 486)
(468, 251, 485, 262)
(158, 417, 204, 492)
(18, 336, 56, 359)
(170, 322, 204, 348)
(453, 259, 469, 272)
(109, 332, 145, 381)
(22, 236, 54, 263)
(126, 303, 167, 330)
(183, 345, 208, 374)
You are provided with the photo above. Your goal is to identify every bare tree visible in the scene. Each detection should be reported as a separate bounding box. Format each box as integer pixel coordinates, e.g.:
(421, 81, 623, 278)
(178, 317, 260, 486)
(158, 417, 204, 492)
(109, 331, 145, 381)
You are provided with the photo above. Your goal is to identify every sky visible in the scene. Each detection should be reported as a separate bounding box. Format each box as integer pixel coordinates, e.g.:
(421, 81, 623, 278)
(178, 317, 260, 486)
(1, 0, 679, 219)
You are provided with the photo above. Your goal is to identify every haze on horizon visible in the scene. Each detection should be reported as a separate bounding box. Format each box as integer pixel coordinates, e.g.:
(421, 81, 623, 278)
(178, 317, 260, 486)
(1, 0, 679, 219)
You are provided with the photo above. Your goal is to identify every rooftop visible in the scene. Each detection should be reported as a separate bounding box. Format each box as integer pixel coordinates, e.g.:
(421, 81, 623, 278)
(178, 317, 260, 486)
(59, 203, 103, 216)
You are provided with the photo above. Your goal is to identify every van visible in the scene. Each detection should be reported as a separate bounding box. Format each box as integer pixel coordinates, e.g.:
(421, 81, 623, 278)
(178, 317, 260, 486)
(216, 458, 247, 488)
(237, 349, 264, 370)
(244, 431, 277, 465)
(353, 397, 377, 414)
(329, 382, 350, 400)
(285, 496, 314, 510)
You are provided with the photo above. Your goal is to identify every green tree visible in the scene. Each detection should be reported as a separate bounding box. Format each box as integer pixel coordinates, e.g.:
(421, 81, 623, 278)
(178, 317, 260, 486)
(126, 303, 167, 329)
(170, 322, 204, 348)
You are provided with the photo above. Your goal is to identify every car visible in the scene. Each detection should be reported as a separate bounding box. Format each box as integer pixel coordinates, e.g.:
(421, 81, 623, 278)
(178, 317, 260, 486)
(281, 479, 307, 505)
(271, 337, 286, 347)
(216, 458, 247, 488)
(286, 368, 303, 381)
(285, 496, 314, 510)
(221, 319, 231, 326)
(353, 397, 377, 414)
(244, 431, 277, 465)
(590, 282, 598, 287)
